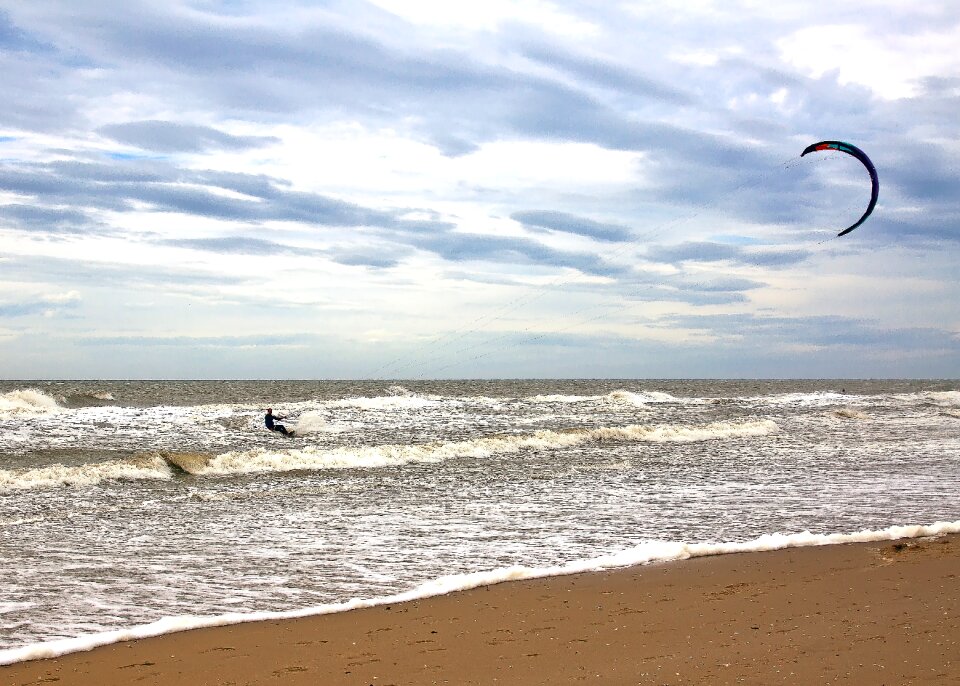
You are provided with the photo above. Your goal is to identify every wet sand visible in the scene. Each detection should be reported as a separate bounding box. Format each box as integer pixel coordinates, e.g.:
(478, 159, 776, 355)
(4, 534, 958, 685)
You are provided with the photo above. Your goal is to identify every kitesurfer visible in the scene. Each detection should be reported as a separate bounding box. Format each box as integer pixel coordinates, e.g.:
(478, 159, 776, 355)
(264, 408, 293, 436)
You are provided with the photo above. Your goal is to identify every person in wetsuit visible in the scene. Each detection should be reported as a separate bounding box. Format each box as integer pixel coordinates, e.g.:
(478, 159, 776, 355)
(264, 408, 293, 436)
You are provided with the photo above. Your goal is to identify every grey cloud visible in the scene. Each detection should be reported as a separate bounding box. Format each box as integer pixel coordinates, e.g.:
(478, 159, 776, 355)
(192, 170, 292, 199)
(646, 241, 810, 267)
(512, 210, 633, 242)
(0, 157, 456, 234)
(0, 253, 251, 290)
(426, 133, 481, 157)
(749, 249, 810, 267)
(647, 241, 741, 263)
(519, 41, 694, 106)
(330, 250, 403, 269)
(0, 204, 98, 234)
(98, 120, 280, 153)
(884, 141, 959, 202)
(0, 10, 52, 53)
(409, 232, 623, 277)
(75, 333, 315, 347)
(163, 236, 403, 269)
(157, 237, 310, 256)
(671, 276, 764, 293)
(0, 294, 79, 318)
(665, 312, 960, 351)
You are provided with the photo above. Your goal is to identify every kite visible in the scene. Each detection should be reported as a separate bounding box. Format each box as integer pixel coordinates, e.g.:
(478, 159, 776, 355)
(801, 140, 879, 236)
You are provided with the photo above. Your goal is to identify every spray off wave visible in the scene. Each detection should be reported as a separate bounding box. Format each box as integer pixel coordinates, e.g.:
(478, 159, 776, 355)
(2, 519, 956, 667)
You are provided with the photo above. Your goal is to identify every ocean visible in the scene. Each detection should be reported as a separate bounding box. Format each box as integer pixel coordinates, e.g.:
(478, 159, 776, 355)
(1, 379, 958, 663)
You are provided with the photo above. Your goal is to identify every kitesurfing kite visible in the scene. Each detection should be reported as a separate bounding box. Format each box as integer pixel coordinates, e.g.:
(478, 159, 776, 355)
(800, 140, 879, 237)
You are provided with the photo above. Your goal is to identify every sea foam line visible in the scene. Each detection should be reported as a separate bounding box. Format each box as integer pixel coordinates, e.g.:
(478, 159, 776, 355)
(1, 519, 957, 666)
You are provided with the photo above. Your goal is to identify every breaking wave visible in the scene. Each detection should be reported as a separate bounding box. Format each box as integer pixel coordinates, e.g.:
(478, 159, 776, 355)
(0, 454, 173, 492)
(0, 419, 778, 490)
(927, 391, 960, 407)
(0, 389, 61, 417)
(187, 419, 780, 476)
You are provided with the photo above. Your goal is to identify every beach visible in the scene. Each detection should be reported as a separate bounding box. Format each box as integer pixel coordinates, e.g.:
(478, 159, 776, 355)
(4, 534, 958, 685)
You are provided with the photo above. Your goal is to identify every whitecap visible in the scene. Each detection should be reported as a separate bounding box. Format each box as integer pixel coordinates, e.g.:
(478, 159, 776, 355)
(0, 389, 62, 417)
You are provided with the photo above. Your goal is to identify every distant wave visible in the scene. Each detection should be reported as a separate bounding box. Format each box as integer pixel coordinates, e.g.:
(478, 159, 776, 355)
(0, 389, 61, 417)
(63, 390, 116, 406)
(524, 390, 683, 405)
(187, 419, 780, 476)
(2, 519, 957, 666)
(750, 391, 847, 407)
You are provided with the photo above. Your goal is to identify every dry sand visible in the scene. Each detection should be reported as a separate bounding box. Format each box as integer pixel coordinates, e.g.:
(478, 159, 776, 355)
(4, 534, 958, 685)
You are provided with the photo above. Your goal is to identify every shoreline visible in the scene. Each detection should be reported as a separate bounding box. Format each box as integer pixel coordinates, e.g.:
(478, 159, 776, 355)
(3, 533, 958, 685)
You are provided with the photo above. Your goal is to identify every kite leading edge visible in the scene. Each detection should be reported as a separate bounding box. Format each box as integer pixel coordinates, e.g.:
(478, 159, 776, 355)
(800, 140, 879, 237)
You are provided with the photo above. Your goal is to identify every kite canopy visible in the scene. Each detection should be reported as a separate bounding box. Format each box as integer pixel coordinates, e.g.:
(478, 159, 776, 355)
(801, 140, 879, 237)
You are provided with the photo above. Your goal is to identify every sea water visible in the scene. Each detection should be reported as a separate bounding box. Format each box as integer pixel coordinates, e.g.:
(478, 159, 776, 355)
(1, 379, 958, 663)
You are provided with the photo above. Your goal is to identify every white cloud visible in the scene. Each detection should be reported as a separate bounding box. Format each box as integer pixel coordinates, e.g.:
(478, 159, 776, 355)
(366, 0, 599, 36)
(778, 23, 960, 99)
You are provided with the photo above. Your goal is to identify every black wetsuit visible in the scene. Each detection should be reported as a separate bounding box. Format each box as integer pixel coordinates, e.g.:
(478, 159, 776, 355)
(265, 412, 291, 435)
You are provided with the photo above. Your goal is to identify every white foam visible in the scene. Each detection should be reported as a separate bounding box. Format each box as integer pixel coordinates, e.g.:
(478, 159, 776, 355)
(607, 389, 680, 404)
(0, 456, 173, 492)
(749, 391, 855, 408)
(194, 419, 780, 475)
(927, 391, 960, 406)
(0, 389, 62, 417)
(526, 394, 596, 403)
(523, 390, 681, 405)
(2, 519, 956, 667)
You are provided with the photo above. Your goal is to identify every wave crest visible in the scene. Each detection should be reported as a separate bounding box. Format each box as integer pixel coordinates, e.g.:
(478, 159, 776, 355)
(193, 419, 780, 476)
(0, 389, 61, 417)
(832, 408, 869, 420)
(0, 454, 172, 492)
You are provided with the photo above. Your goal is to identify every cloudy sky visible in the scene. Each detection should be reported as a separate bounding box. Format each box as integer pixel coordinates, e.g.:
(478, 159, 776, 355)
(1, 1, 958, 379)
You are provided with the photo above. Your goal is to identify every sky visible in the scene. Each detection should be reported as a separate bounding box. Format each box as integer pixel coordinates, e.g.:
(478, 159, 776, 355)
(1, 0, 958, 380)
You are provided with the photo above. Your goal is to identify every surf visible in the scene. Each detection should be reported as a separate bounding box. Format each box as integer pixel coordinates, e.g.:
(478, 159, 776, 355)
(185, 419, 780, 476)
(2, 519, 956, 667)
